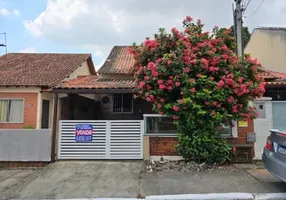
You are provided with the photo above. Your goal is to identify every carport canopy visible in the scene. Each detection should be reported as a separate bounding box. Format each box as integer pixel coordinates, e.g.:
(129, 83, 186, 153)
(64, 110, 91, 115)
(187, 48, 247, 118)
(50, 75, 137, 161)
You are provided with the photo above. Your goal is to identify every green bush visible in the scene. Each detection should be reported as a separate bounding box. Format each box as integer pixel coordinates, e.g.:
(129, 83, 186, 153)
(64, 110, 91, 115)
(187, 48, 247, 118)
(131, 16, 264, 164)
(23, 126, 34, 129)
(175, 130, 232, 164)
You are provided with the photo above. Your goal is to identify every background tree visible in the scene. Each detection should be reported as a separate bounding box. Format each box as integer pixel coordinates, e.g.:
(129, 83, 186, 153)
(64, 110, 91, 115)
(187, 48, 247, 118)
(218, 25, 251, 52)
(130, 17, 264, 164)
(232, 25, 251, 49)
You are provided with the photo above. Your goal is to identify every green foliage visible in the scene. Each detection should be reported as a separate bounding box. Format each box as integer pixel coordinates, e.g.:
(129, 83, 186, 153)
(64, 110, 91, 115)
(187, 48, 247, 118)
(23, 126, 34, 129)
(131, 16, 263, 164)
(175, 131, 232, 164)
(231, 25, 251, 49)
(219, 25, 251, 53)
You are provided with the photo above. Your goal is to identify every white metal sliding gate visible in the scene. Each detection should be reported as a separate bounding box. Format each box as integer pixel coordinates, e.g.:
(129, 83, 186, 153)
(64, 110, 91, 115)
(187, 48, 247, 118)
(58, 120, 144, 160)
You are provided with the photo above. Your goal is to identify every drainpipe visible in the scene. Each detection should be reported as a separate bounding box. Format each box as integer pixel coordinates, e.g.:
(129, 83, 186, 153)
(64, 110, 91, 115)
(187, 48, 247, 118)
(50, 92, 58, 162)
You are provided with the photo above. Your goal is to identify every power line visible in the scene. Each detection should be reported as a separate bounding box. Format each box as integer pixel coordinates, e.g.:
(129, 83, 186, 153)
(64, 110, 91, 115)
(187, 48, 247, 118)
(248, 0, 265, 17)
(243, 0, 251, 13)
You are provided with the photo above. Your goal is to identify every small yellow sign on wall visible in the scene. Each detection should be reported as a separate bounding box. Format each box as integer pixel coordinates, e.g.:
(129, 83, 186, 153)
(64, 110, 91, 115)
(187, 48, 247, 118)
(238, 120, 248, 127)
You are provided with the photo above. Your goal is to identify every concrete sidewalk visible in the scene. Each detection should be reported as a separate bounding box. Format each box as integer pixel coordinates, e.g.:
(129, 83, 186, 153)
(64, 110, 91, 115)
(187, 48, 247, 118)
(140, 170, 285, 196)
(0, 161, 285, 199)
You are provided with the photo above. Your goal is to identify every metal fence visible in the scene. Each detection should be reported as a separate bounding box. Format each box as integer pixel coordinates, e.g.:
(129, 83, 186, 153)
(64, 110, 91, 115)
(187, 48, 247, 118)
(272, 101, 286, 131)
(58, 120, 143, 160)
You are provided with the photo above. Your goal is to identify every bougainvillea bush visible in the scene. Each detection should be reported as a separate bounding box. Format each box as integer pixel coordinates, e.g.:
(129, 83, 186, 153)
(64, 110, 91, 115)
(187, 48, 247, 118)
(130, 17, 265, 164)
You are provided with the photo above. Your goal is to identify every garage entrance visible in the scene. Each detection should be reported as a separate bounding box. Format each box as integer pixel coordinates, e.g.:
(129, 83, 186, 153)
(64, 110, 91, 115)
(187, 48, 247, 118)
(58, 120, 143, 160)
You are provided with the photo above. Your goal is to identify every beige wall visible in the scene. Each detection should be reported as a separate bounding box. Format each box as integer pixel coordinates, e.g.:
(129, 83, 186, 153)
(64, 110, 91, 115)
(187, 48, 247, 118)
(0, 87, 40, 93)
(245, 29, 286, 73)
(99, 74, 133, 80)
(37, 60, 91, 128)
(38, 92, 62, 129)
(41, 92, 54, 128)
(65, 60, 91, 80)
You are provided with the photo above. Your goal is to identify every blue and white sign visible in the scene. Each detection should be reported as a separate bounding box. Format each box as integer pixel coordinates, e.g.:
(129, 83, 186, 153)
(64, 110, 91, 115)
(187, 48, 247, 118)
(75, 124, 93, 143)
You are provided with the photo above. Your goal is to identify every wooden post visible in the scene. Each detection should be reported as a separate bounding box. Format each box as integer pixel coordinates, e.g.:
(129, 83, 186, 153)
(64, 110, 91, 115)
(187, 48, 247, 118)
(51, 92, 58, 162)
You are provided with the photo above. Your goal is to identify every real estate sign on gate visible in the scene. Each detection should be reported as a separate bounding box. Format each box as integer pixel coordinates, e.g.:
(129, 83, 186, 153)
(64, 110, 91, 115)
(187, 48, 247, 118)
(75, 124, 93, 143)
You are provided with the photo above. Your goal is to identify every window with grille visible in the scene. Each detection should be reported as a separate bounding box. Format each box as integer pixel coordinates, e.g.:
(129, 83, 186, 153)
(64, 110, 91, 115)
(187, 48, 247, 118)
(112, 94, 133, 113)
(144, 114, 177, 136)
(0, 99, 24, 123)
(143, 114, 236, 137)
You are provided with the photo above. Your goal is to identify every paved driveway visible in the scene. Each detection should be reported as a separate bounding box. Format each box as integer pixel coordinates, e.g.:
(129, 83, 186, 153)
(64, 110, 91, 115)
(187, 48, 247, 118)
(1, 161, 286, 199)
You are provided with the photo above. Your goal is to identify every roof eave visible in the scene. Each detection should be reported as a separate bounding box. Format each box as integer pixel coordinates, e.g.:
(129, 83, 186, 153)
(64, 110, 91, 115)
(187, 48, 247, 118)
(52, 88, 134, 94)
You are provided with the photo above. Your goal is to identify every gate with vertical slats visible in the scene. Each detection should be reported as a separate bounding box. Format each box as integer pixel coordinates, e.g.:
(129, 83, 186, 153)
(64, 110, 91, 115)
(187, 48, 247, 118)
(58, 120, 143, 160)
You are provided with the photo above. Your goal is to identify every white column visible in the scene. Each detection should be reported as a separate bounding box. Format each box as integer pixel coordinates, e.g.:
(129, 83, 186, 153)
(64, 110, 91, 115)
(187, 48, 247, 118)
(254, 97, 272, 160)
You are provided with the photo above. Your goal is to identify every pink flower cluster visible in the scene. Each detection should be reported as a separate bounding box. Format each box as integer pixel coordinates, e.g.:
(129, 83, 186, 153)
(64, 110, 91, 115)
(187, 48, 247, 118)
(144, 39, 159, 50)
(130, 16, 265, 122)
(147, 62, 159, 77)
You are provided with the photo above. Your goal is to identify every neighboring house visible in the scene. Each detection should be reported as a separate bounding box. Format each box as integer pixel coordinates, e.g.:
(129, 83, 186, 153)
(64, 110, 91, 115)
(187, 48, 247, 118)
(253, 70, 286, 159)
(245, 27, 286, 159)
(244, 27, 286, 158)
(245, 27, 286, 73)
(53, 46, 256, 162)
(0, 53, 96, 129)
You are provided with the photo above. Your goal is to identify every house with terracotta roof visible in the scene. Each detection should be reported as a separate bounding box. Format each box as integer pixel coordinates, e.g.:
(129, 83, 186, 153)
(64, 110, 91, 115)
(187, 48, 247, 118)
(0, 53, 96, 129)
(252, 69, 286, 159)
(2, 47, 283, 162)
(244, 27, 286, 158)
(54, 46, 153, 121)
(51, 46, 270, 162)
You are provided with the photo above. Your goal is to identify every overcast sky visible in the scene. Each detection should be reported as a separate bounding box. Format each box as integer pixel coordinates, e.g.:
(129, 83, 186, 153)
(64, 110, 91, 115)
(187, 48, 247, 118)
(1, 0, 286, 68)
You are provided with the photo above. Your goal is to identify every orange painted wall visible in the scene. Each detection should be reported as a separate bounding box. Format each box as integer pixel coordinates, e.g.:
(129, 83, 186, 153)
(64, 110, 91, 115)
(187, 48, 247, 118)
(0, 93, 38, 129)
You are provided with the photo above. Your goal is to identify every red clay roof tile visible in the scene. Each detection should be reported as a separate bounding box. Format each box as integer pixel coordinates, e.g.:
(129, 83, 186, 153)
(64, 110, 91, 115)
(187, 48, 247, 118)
(0, 53, 94, 87)
(98, 46, 134, 75)
(258, 70, 286, 85)
(258, 70, 286, 80)
(56, 75, 135, 89)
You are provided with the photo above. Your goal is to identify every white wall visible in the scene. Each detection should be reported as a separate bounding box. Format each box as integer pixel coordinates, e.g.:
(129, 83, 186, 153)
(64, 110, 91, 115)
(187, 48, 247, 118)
(254, 97, 272, 160)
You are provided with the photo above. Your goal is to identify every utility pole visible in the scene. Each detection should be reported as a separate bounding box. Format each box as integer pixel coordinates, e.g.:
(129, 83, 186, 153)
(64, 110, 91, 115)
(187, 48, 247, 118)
(232, 3, 237, 43)
(0, 32, 7, 54)
(235, 0, 243, 57)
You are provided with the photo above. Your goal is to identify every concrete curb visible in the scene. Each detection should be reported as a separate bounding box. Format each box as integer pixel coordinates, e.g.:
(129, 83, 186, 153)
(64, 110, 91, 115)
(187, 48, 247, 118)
(255, 193, 286, 200)
(146, 193, 286, 200)
(10, 193, 286, 200)
(146, 193, 254, 200)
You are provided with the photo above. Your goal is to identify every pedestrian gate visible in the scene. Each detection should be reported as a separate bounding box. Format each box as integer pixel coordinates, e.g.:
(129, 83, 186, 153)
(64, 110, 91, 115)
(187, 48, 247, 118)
(58, 120, 144, 159)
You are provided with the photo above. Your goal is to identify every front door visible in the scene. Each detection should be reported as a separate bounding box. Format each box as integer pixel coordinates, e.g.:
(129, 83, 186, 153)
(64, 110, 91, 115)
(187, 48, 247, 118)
(41, 100, 50, 129)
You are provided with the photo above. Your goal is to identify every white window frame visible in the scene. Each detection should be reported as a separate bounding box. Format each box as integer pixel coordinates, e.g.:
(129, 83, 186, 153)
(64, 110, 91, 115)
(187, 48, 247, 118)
(111, 93, 133, 114)
(0, 98, 24, 123)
